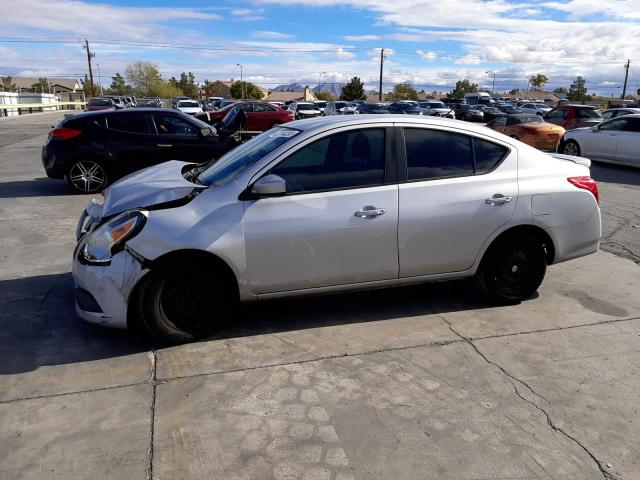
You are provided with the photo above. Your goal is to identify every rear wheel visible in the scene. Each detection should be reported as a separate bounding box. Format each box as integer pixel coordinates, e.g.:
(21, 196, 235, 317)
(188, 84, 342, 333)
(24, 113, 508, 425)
(476, 234, 547, 303)
(137, 261, 236, 344)
(67, 159, 108, 193)
(561, 140, 580, 156)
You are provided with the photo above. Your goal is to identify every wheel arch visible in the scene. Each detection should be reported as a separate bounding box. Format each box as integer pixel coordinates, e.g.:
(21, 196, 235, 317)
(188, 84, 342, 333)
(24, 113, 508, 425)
(127, 248, 240, 330)
(477, 224, 556, 270)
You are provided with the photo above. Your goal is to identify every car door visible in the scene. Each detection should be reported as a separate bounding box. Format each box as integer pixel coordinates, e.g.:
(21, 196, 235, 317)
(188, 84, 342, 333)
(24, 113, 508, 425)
(397, 126, 517, 276)
(614, 117, 640, 166)
(151, 112, 217, 163)
(103, 112, 158, 175)
(586, 117, 627, 160)
(250, 103, 279, 131)
(242, 126, 399, 294)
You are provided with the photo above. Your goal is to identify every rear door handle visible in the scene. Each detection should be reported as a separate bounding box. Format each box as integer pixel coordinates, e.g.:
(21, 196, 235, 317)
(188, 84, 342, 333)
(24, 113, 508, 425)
(486, 195, 512, 205)
(157, 144, 173, 147)
(355, 206, 386, 217)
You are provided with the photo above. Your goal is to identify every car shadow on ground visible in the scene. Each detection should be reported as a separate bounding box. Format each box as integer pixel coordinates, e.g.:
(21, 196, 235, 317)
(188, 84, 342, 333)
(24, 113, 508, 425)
(0, 271, 504, 375)
(590, 162, 640, 187)
(0, 177, 80, 198)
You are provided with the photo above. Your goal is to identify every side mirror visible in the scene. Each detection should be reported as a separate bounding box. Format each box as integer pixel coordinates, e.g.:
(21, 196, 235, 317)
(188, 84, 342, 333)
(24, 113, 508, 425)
(251, 174, 287, 197)
(591, 125, 599, 132)
(200, 127, 213, 137)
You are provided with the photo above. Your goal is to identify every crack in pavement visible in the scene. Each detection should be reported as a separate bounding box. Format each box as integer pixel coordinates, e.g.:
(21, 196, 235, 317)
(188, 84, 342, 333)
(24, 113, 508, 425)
(438, 314, 622, 480)
(2, 315, 639, 406)
(146, 349, 157, 480)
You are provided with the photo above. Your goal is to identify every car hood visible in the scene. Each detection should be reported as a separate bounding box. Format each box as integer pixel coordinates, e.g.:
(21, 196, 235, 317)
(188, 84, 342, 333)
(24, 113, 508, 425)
(99, 160, 203, 218)
(178, 107, 202, 113)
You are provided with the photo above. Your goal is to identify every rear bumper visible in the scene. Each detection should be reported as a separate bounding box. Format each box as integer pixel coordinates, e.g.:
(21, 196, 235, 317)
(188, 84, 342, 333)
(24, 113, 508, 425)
(547, 205, 601, 264)
(41, 144, 66, 179)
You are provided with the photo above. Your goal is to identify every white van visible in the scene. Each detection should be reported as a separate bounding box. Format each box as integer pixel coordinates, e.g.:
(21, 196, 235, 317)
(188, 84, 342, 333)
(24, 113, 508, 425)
(464, 92, 493, 105)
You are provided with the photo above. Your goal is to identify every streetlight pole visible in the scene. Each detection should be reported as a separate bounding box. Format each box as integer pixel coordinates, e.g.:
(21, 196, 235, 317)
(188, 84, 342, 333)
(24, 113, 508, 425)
(318, 71, 326, 92)
(486, 71, 495, 94)
(97, 63, 104, 95)
(237, 63, 244, 99)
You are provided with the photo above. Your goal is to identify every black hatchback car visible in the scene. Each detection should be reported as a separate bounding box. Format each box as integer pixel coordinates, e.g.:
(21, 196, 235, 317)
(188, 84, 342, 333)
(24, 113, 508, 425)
(42, 109, 235, 193)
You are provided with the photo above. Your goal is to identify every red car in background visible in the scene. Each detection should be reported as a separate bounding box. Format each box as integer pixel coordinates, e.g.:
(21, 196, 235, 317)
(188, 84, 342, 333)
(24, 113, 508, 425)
(195, 101, 294, 132)
(85, 98, 116, 112)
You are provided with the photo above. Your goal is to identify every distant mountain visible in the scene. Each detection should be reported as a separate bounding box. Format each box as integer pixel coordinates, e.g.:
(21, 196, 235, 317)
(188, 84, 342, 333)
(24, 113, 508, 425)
(314, 83, 344, 98)
(271, 83, 305, 92)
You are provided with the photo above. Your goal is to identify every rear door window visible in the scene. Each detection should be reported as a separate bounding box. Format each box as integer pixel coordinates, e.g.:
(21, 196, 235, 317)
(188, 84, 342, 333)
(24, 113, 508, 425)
(624, 118, 640, 133)
(106, 113, 151, 134)
(473, 138, 508, 174)
(404, 129, 473, 180)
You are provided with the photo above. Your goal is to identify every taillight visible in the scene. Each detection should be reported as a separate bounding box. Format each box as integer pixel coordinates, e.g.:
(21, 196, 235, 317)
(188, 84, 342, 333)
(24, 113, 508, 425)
(50, 127, 81, 140)
(568, 176, 599, 204)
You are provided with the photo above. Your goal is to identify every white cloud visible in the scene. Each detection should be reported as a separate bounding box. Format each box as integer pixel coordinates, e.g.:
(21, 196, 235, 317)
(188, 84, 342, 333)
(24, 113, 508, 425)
(251, 31, 294, 39)
(336, 47, 356, 59)
(1, 0, 221, 40)
(343, 35, 381, 41)
(230, 8, 266, 21)
(456, 54, 482, 65)
(416, 50, 437, 61)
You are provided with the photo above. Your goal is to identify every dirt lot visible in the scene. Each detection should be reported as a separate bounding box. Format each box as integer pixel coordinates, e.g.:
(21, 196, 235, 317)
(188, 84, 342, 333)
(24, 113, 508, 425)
(1, 111, 639, 480)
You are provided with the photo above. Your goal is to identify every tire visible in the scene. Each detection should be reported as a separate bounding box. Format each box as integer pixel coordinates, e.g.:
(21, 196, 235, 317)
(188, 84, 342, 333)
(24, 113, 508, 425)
(476, 234, 547, 303)
(136, 261, 236, 344)
(561, 140, 580, 156)
(66, 159, 109, 193)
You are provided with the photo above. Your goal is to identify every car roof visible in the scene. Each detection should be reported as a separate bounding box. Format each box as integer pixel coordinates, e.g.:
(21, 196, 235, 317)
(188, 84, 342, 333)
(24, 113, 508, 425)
(283, 114, 491, 134)
(604, 108, 640, 112)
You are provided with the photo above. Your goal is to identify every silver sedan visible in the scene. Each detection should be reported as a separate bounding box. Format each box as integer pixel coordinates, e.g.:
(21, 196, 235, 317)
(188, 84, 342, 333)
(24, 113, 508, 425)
(73, 115, 601, 343)
(559, 114, 640, 168)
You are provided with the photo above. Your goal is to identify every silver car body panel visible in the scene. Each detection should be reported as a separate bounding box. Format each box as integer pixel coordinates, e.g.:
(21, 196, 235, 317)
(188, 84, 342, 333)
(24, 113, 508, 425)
(73, 115, 601, 328)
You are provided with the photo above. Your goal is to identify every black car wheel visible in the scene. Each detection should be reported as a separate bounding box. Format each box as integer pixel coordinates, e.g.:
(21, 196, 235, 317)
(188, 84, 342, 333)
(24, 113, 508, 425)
(137, 262, 235, 344)
(67, 160, 108, 193)
(561, 140, 581, 156)
(476, 234, 547, 303)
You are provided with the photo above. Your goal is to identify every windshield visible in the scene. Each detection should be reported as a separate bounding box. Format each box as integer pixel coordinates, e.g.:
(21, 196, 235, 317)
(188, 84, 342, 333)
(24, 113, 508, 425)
(398, 104, 419, 111)
(514, 116, 543, 124)
(314, 101, 327, 108)
(198, 127, 300, 186)
(577, 107, 602, 119)
(178, 101, 200, 108)
(137, 100, 155, 106)
(297, 103, 314, 111)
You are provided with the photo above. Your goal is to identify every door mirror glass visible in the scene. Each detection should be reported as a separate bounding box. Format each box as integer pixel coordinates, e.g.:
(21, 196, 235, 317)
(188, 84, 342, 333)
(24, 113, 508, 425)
(251, 174, 287, 196)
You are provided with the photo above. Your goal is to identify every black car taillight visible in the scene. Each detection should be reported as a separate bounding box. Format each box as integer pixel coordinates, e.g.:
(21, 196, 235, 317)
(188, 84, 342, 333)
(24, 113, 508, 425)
(50, 127, 82, 140)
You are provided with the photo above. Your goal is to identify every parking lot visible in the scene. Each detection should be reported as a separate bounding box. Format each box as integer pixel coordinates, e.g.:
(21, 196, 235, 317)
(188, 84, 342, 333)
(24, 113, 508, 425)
(1, 110, 640, 479)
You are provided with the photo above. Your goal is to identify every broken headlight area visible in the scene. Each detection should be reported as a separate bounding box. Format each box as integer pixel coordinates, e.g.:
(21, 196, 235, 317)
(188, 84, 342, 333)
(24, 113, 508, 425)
(81, 210, 147, 265)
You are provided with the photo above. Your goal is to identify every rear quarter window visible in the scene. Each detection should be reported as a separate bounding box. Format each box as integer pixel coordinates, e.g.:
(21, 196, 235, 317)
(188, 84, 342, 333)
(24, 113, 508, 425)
(473, 138, 508, 174)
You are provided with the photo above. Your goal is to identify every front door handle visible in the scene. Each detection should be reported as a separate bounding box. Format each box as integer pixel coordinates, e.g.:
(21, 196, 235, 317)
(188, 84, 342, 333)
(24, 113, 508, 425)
(355, 206, 386, 217)
(485, 195, 512, 205)
(157, 144, 173, 147)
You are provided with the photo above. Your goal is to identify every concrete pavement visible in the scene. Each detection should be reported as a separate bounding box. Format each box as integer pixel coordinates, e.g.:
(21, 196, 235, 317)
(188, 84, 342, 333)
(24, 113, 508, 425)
(1, 111, 639, 480)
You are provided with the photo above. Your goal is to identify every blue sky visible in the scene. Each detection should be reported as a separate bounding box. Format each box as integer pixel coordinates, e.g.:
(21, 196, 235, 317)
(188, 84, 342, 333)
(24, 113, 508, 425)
(1, 0, 639, 95)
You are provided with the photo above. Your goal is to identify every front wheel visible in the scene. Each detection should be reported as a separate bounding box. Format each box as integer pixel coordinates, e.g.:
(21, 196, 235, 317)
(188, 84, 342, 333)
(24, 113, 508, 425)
(561, 140, 581, 156)
(476, 234, 547, 303)
(67, 159, 108, 193)
(137, 263, 235, 344)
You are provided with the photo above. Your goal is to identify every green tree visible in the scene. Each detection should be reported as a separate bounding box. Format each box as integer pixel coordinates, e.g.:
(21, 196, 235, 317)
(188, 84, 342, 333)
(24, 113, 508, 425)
(315, 91, 334, 101)
(31, 77, 51, 93)
(509, 88, 520, 95)
(386, 83, 418, 101)
(567, 76, 587, 103)
(552, 87, 568, 94)
(202, 80, 228, 97)
(108, 73, 132, 95)
(1, 76, 17, 92)
(448, 79, 478, 99)
(340, 77, 366, 101)
(80, 75, 95, 96)
(125, 61, 163, 96)
(150, 81, 182, 99)
(230, 81, 263, 99)
(529, 73, 548, 91)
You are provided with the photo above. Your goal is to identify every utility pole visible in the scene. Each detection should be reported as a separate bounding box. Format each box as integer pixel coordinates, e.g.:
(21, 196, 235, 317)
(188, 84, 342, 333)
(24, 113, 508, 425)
(237, 63, 244, 99)
(486, 71, 496, 95)
(97, 64, 104, 95)
(84, 39, 96, 97)
(621, 59, 630, 99)
(378, 48, 384, 101)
